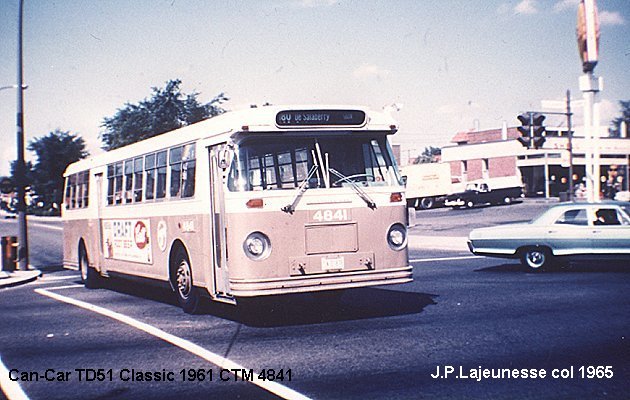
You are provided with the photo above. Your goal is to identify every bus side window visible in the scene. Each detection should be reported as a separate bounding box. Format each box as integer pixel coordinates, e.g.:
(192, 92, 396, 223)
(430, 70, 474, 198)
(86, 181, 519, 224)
(156, 150, 168, 199)
(114, 162, 123, 205)
(145, 153, 156, 200)
(134, 157, 143, 202)
(182, 159, 196, 198)
(124, 159, 134, 204)
(170, 146, 183, 198)
(64, 176, 72, 208)
(81, 171, 89, 207)
(107, 165, 115, 205)
(181, 143, 196, 198)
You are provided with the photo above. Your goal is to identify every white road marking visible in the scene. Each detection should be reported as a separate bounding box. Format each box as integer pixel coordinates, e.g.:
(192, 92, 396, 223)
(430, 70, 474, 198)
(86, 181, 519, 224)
(410, 255, 483, 263)
(34, 287, 311, 400)
(0, 356, 30, 400)
(37, 275, 79, 282)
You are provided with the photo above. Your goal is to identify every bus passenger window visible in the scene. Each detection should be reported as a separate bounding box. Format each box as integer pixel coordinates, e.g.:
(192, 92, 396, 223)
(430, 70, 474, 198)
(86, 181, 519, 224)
(134, 157, 143, 202)
(80, 171, 89, 207)
(64, 177, 72, 208)
(181, 143, 196, 198)
(156, 151, 167, 199)
(107, 164, 115, 205)
(114, 162, 123, 204)
(170, 146, 182, 198)
(69, 174, 77, 208)
(145, 153, 156, 200)
(124, 159, 133, 203)
(76, 175, 83, 208)
(182, 160, 196, 198)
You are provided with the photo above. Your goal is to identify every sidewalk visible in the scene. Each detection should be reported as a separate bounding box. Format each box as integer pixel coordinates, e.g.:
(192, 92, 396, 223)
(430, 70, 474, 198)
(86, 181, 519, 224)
(0, 269, 42, 289)
(408, 233, 469, 252)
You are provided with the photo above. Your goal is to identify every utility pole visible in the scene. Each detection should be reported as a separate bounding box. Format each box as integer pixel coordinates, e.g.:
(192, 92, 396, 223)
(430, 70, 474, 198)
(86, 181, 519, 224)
(16, 0, 29, 270)
(566, 90, 574, 202)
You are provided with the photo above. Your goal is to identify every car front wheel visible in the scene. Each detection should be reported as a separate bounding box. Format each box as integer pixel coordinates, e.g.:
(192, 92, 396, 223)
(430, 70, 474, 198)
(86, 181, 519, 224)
(520, 247, 551, 272)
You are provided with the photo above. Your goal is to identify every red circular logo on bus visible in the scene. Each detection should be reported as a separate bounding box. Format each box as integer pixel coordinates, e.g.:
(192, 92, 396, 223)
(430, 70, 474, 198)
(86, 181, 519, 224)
(134, 221, 149, 249)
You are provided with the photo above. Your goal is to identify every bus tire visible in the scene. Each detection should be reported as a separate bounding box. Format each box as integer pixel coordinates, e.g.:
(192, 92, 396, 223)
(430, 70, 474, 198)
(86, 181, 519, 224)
(172, 246, 200, 314)
(79, 242, 100, 289)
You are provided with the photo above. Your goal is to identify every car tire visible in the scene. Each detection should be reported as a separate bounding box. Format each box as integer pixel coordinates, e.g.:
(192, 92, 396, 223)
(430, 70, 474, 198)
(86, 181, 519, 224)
(420, 197, 435, 210)
(173, 247, 200, 314)
(503, 196, 512, 205)
(520, 247, 551, 272)
(466, 200, 474, 209)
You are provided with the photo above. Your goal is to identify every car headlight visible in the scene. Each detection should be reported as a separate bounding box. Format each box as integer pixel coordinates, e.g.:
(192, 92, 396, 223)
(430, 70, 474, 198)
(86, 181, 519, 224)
(387, 223, 407, 250)
(243, 232, 271, 260)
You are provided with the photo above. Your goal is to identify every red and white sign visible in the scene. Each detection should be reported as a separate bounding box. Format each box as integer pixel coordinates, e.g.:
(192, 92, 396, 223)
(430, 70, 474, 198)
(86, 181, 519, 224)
(102, 219, 152, 264)
(576, 0, 600, 73)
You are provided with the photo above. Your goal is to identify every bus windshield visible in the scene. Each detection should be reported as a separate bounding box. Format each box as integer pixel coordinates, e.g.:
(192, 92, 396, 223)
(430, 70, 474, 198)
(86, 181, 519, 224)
(228, 135, 401, 192)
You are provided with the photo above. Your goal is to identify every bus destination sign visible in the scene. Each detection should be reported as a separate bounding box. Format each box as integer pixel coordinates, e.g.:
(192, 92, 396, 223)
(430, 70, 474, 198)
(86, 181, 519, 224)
(276, 110, 366, 127)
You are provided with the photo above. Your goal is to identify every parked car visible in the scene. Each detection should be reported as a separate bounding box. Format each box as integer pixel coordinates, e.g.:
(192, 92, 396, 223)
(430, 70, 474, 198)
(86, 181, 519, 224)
(467, 202, 630, 271)
(445, 181, 523, 209)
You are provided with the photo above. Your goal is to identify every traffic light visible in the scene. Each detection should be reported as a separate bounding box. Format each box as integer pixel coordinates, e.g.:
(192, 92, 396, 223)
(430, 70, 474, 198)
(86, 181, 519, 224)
(517, 112, 546, 149)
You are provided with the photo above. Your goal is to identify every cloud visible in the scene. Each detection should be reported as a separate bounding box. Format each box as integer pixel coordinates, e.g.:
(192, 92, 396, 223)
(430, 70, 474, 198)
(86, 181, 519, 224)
(514, 0, 539, 15)
(352, 64, 391, 80)
(291, 0, 337, 8)
(553, 0, 579, 13)
(599, 10, 625, 26)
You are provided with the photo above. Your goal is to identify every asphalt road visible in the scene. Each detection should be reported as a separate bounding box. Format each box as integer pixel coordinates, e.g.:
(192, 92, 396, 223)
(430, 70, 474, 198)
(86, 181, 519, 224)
(1, 204, 629, 400)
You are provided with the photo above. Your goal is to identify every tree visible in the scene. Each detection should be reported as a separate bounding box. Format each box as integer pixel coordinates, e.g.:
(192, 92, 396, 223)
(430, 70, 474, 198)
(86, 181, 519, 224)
(22, 129, 88, 212)
(412, 146, 442, 164)
(100, 79, 228, 150)
(609, 100, 630, 138)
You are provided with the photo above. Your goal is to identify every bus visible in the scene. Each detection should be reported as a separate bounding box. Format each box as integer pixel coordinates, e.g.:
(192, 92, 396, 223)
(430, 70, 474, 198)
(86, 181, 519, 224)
(63, 105, 412, 313)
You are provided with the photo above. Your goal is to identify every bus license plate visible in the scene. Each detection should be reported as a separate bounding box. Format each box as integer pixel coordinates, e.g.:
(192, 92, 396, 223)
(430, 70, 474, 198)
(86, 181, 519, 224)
(321, 256, 344, 271)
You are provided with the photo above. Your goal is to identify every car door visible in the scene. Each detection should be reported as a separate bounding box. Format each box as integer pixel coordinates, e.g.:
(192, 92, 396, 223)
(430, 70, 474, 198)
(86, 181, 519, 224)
(590, 207, 630, 255)
(547, 207, 592, 255)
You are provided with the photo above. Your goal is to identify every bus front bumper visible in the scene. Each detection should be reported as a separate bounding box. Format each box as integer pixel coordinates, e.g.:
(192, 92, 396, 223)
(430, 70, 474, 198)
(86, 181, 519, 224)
(228, 266, 413, 297)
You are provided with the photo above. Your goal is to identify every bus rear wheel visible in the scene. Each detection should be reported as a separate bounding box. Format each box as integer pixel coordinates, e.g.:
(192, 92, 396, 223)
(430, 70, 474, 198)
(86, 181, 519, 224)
(173, 247, 200, 314)
(79, 243, 100, 289)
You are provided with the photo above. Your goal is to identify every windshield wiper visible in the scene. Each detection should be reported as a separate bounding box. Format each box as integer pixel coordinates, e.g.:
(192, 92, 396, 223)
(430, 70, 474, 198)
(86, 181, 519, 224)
(281, 165, 319, 214)
(329, 168, 377, 210)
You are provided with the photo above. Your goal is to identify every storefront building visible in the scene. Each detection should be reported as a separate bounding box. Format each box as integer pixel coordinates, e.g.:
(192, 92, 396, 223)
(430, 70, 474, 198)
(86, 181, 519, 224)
(441, 125, 630, 199)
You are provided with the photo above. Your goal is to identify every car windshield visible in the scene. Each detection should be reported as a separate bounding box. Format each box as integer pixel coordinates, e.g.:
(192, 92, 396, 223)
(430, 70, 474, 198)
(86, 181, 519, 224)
(227, 135, 401, 192)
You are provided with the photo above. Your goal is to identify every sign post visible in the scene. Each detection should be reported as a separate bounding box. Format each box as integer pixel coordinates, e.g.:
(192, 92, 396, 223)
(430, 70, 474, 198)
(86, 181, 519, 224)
(577, 0, 602, 202)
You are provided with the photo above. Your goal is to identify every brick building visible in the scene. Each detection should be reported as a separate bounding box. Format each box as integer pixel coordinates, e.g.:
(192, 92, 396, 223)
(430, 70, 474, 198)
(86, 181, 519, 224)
(441, 125, 630, 198)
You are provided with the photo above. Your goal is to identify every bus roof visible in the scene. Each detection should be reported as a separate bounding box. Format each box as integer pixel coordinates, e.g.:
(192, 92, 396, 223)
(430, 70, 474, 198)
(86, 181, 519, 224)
(64, 105, 398, 176)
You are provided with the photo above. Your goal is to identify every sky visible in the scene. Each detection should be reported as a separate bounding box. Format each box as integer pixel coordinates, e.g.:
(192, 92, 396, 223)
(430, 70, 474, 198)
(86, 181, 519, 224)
(0, 0, 628, 174)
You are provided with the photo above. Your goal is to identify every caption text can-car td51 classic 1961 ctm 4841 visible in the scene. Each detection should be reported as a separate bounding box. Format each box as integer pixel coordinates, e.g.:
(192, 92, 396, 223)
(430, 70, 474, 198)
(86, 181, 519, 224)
(467, 202, 630, 272)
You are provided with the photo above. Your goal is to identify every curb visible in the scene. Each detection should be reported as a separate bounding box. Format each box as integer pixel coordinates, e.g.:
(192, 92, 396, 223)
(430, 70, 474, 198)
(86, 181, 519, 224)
(0, 269, 42, 289)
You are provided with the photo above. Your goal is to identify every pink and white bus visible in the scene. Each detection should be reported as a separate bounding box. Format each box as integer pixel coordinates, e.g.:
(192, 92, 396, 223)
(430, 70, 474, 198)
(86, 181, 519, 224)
(63, 106, 412, 313)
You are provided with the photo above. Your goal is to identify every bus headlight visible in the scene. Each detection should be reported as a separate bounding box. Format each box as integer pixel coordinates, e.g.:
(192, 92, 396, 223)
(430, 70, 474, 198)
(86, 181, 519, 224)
(387, 223, 407, 251)
(243, 232, 271, 260)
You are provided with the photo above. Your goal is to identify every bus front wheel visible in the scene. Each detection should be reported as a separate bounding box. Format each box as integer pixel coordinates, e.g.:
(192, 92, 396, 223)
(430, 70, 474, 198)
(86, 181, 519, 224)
(172, 247, 200, 314)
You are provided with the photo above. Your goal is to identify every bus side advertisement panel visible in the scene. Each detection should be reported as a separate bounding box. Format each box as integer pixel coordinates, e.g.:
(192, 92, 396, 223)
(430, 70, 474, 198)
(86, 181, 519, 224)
(102, 219, 153, 264)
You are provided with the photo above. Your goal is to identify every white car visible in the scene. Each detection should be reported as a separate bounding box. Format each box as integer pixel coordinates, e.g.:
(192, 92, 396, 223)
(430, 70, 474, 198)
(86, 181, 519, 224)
(468, 203, 630, 272)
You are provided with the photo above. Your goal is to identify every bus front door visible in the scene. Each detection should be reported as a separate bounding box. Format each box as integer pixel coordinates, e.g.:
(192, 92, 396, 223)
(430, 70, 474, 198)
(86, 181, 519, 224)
(208, 145, 233, 303)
